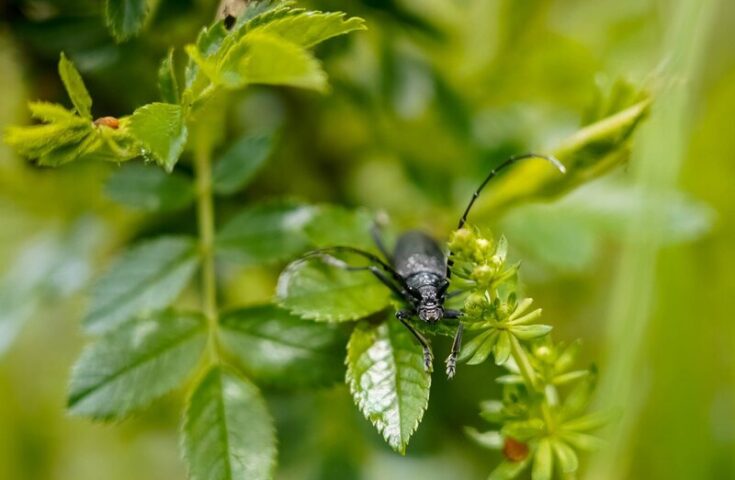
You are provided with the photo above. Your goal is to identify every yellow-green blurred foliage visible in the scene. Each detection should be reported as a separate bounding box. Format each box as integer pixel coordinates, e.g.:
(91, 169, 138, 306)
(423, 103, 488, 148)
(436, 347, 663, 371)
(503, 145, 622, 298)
(0, 0, 733, 479)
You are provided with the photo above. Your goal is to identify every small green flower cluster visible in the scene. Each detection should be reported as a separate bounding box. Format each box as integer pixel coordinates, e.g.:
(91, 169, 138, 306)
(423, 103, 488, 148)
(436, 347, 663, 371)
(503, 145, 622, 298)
(449, 227, 609, 480)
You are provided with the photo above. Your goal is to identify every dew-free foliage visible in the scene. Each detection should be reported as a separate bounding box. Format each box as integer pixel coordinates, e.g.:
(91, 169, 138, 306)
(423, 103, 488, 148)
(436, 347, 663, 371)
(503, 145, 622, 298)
(83, 236, 200, 333)
(346, 319, 431, 454)
(215, 202, 315, 265)
(68, 311, 207, 419)
(58, 52, 92, 118)
(183, 366, 277, 480)
(105, 0, 153, 41)
(105, 163, 194, 212)
(220, 304, 347, 388)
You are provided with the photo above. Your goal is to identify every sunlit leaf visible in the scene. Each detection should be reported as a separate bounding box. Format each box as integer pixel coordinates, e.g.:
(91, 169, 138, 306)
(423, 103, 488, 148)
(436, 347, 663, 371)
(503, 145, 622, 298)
(68, 311, 206, 419)
(551, 439, 579, 473)
(346, 319, 431, 454)
(215, 202, 314, 265)
(182, 366, 276, 480)
(105, 0, 153, 42)
(488, 459, 531, 480)
(277, 257, 391, 322)
(218, 32, 327, 91)
(83, 236, 199, 333)
(219, 304, 347, 388)
(509, 324, 552, 341)
(158, 48, 180, 104)
(212, 133, 274, 195)
(105, 163, 194, 212)
(251, 10, 366, 48)
(531, 438, 553, 480)
(128, 102, 188, 172)
(58, 53, 92, 118)
(464, 426, 503, 449)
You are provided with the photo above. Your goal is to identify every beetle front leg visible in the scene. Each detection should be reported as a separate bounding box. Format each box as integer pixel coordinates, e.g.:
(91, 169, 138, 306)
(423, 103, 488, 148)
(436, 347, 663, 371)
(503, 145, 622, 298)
(396, 310, 433, 372)
(445, 322, 464, 379)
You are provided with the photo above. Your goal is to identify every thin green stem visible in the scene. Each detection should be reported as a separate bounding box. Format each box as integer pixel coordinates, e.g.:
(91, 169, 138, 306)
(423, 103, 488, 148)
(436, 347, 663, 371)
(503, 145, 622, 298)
(194, 142, 219, 362)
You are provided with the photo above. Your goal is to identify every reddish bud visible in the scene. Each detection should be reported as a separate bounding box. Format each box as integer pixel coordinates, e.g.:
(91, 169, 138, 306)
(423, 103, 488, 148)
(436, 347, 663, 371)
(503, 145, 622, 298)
(94, 116, 120, 129)
(503, 437, 529, 462)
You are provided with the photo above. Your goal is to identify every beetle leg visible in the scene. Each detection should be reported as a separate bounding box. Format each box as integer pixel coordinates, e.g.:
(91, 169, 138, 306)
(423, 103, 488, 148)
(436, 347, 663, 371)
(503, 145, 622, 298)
(444, 309, 463, 318)
(313, 253, 412, 303)
(396, 310, 433, 372)
(445, 322, 464, 379)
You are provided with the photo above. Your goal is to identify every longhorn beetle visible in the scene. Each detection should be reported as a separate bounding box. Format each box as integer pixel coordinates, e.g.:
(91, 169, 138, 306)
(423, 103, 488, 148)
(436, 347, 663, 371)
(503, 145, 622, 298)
(304, 154, 565, 378)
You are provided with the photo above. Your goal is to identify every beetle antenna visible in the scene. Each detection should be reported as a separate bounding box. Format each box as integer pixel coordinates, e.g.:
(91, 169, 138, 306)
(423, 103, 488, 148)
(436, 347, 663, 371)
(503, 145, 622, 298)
(447, 153, 565, 279)
(303, 246, 409, 291)
(457, 153, 565, 230)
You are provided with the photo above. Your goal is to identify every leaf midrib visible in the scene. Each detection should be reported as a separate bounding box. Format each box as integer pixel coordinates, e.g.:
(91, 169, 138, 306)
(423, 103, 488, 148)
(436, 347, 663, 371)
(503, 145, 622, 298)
(87, 242, 196, 325)
(69, 323, 204, 407)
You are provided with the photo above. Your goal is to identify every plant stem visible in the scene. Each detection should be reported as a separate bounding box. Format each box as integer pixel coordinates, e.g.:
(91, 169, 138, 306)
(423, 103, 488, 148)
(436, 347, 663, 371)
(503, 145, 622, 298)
(194, 142, 219, 362)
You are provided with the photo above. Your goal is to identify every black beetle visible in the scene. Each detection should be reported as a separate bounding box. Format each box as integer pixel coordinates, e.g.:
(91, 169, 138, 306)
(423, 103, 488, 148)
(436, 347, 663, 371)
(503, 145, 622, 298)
(305, 153, 564, 378)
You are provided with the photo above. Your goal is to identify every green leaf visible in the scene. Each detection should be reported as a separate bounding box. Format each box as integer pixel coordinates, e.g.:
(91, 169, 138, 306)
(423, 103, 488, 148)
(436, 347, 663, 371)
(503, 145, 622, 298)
(4, 120, 91, 164)
(509, 324, 552, 341)
(28, 101, 78, 123)
(218, 32, 327, 91)
(551, 440, 579, 473)
(471, 99, 650, 215)
(303, 205, 377, 251)
(562, 410, 614, 432)
(346, 319, 431, 454)
(128, 102, 188, 172)
(488, 459, 531, 480)
(105, 163, 194, 212)
(464, 427, 503, 449)
(251, 10, 366, 48)
(105, 0, 152, 42)
(531, 438, 553, 480)
(68, 311, 207, 419)
(158, 48, 180, 104)
(502, 419, 545, 441)
(559, 431, 605, 452)
(83, 236, 200, 333)
(215, 202, 314, 265)
(494, 331, 512, 365)
(182, 366, 276, 480)
(462, 330, 498, 365)
(212, 133, 275, 195)
(277, 257, 391, 322)
(58, 53, 92, 119)
(219, 304, 347, 388)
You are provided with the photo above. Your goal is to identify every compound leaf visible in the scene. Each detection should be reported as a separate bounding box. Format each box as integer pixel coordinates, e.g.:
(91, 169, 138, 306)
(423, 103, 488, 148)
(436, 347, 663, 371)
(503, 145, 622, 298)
(128, 102, 188, 172)
(303, 205, 376, 251)
(105, 0, 152, 42)
(219, 304, 347, 388)
(346, 319, 431, 454)
(215, 202, 314, 265)
(277, 257, 391, 322)
(251, 10, 366, 48)
(105, 163, 194, 212)
(182, 366, 276, 480)
(58, 53, 92, 118)
(68, 311, 207, 419)
(217, 32, 327, 91)
(212, 133, 274, 195)
(83, 236, 199, 333)
(158, 48, 180, 104)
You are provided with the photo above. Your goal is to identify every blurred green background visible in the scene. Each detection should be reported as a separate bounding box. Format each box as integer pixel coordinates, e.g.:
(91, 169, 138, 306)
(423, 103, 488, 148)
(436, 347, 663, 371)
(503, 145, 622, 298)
(0, 0, 733, 479)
